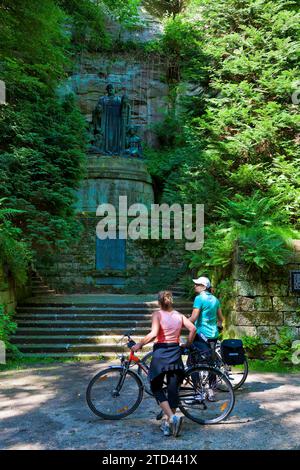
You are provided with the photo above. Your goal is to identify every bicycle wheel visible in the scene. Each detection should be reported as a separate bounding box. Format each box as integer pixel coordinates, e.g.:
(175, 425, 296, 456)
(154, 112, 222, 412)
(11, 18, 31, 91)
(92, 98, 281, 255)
(215, 345, 248, 390)
(222, 358, 248, 390)
(178, 365, 235, 425)
(86, 366, 143, 420)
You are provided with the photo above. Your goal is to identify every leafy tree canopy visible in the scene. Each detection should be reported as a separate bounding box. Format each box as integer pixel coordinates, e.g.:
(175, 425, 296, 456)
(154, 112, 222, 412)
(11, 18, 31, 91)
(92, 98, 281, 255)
(145, 0, 300, 278)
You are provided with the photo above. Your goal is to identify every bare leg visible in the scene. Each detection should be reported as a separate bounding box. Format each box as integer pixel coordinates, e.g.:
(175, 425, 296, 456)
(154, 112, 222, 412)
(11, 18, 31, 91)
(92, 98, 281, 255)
(159, 401, 175, 421)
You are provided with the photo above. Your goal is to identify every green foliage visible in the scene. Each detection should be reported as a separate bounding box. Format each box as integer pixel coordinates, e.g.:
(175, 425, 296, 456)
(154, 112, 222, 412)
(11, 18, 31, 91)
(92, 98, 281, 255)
(0, 92, 88, 256)
(248, 359, 300, 374)
(146, 0, 300, 282)
(58, 0, 109, 51)
(0, 199, 30, 285)
(191, 193, 298, 272)
(0, 0, 92, 284)
(103, 0, 141, 28)
(135, 238, 168, 260)
(143, 0, 190, 19)
(241, 335, 264, 357)
(58, 0, 141, 51)
(0, 304, 19, 357)
(0, 0, 68, 90)
(146, 14, 208, 84)
(264, 326, 297, 363)
(150, 113, 185, 149)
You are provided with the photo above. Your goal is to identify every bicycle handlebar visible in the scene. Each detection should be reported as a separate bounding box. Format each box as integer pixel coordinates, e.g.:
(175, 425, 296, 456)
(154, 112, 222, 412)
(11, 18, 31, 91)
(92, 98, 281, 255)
(127, 339, 136, 349)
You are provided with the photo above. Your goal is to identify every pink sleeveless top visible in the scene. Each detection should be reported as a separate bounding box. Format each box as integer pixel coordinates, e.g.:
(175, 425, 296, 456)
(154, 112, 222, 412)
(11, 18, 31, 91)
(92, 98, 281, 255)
(156, 309, 183, 344)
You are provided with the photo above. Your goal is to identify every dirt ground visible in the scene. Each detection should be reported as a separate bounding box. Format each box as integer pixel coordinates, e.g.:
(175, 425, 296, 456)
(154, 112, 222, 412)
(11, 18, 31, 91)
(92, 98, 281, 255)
(0, 361, 300, 450)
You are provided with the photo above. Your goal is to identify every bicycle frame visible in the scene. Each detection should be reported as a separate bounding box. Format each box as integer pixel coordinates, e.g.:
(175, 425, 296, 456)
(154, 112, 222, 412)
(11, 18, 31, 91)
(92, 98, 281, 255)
(106, 345, 147, 395)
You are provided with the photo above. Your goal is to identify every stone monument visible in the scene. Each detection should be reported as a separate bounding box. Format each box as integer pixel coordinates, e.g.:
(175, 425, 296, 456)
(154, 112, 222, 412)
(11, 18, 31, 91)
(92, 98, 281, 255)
(91, 83, 142, 157)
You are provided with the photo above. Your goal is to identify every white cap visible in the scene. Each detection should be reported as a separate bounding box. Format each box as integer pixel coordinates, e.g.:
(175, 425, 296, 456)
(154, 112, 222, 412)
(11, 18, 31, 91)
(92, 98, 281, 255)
(192, 276, 211, 288)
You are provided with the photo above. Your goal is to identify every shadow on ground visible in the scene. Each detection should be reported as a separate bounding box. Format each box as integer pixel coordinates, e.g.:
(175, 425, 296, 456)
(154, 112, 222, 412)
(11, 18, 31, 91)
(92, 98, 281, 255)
(0, 362, 299, 450)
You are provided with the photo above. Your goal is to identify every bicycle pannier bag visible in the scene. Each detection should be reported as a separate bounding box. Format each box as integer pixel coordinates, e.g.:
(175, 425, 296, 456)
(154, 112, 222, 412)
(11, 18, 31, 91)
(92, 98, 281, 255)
(221, 339, 245, 365)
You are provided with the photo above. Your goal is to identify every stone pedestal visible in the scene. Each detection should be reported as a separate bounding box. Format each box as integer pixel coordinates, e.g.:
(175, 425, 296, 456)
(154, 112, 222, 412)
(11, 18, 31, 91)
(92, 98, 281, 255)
(75, 154, 154, 211)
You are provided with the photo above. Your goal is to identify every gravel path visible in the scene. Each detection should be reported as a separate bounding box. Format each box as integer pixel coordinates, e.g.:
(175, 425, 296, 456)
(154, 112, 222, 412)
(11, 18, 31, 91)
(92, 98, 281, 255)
(0, 362, 299, 450)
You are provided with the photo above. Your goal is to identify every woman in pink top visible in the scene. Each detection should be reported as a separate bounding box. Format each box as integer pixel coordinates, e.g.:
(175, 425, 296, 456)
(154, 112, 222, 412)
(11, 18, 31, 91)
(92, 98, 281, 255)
(132, 291, 196, 437)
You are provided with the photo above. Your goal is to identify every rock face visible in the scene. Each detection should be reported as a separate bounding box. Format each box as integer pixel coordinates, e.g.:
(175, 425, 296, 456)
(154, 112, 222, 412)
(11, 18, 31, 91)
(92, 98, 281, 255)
(61, 53, 169, 147)
(105, 5, 164, 43)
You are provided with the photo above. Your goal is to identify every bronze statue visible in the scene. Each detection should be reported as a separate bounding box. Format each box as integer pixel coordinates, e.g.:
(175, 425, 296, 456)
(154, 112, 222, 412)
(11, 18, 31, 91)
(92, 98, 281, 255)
(91, 84, 122, 155)
(91, 83, 142, 158)
(124, 126, 142, 158)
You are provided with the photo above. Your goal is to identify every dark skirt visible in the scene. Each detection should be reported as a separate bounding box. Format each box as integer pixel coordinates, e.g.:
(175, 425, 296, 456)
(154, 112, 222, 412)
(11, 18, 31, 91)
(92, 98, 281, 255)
(148, 343, 185, 382)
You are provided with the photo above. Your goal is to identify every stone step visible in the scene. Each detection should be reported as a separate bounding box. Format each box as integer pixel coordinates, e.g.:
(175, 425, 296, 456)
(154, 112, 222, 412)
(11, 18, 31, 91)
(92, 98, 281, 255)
(12, 343, 154, 353)
(16, 320, 152, 328)
(11, 335, 158, 345)
(13, 334, 187, 344)
(31, 279, 49, 287)
(31, 287, 55, 295)
(7, 352, 126, 360)
(14, 327, 152, 336)
(31, 286, 54, 290)
(12, 295, 193, 358)
(16, 305, 191, 313)
(17, 301, 193, 309)
(16, 313, 154, 321)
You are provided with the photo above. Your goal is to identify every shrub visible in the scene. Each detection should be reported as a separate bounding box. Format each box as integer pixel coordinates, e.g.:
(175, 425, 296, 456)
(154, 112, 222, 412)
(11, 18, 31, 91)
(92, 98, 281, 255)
(0, 304, 19, 357)
(241, 335, 264, 358)
(264, 326, 297, 363)
(0, 198, 30, 286)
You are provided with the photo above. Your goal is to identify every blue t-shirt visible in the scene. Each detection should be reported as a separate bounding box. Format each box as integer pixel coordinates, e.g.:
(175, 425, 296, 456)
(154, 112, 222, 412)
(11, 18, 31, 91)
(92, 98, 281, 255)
(193, 291, 220, 339)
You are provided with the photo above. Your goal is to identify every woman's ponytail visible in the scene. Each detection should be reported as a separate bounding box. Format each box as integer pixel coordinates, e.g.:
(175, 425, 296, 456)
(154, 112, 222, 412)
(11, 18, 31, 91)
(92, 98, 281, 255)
(158, 290, 174, 310)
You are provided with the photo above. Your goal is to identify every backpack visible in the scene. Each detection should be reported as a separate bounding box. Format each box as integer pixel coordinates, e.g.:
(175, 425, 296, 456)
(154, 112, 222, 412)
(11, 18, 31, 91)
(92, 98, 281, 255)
(221, 339, 245, 365)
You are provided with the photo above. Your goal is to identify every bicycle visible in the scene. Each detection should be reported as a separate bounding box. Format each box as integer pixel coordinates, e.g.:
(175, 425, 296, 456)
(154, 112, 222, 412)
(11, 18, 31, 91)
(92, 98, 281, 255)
(139, 330, 248, 393)
(214, 338, 248, 390)
(86, 332, 235, 425)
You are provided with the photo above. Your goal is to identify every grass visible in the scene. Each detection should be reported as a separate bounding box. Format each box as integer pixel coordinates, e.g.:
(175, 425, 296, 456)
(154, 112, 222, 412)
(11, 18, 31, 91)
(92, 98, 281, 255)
(248, 359, 300, 374)
(0, 355, 106, 372)
(1, 355, 300, 374)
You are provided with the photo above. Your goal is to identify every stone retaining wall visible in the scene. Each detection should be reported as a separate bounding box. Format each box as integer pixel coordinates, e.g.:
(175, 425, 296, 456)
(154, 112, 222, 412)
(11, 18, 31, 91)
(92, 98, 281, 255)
(231, 245, 300, 343)
(0, 266, 31, 314)
(35, 215, 187, 294)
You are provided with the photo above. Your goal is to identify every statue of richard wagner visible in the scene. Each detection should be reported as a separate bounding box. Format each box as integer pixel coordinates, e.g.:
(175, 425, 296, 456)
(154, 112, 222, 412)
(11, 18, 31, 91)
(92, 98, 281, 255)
(91, 83, 131, 156)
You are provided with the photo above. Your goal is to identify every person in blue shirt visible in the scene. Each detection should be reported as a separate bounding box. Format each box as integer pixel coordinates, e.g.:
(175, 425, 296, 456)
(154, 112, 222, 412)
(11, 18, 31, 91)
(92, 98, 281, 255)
(188, 276, 225, 401)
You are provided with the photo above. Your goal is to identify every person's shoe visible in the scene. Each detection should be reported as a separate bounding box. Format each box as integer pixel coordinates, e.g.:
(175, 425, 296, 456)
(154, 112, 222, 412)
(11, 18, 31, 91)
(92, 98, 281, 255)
(156, 409, 164, 421)
(169, 415, 183, 437)
(160, 421, 171, 436)
(207, 388, 216, 402)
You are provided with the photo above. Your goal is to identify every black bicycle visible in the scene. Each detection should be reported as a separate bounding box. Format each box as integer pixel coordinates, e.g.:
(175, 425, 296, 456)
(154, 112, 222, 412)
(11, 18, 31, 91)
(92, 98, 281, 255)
(86, 333, 235, 425)
(139, 326, 248, 393)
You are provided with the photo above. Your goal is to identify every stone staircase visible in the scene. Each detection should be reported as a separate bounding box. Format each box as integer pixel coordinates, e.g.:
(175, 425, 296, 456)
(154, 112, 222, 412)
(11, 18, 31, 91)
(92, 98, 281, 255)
(30, 270, 56, 297)
(168, 281, 187, 298)
(12, 296, 192, 359)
